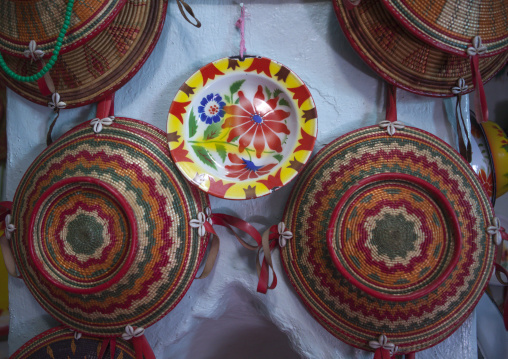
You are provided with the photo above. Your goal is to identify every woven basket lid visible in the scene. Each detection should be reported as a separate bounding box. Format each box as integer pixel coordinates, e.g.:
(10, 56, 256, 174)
(333, 0, 508, 97)
(10, 326, 135, 358)
(0, 0, 126, 57)
(0, 0, 167, 108)
(281, 124, 496, 354)
(381, 0, 508, 57)
(11, 117, 209, 337)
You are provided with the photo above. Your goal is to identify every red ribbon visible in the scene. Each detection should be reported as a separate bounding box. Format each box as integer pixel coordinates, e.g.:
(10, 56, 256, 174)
(98, 338, 116, 359)
(0, 201, 12, 224)
(500, 227, 508, 242)
(35, 61, 52, 96)
(342, 0, 360, 10)
(205, 213, 280, 293)
(373, 348, 392, 359)
(257, 225, 280, 293)
(98, 333, 155, 359)
(37, 77, 51, 96)
(96, 93, 115, 119)
(131, 335, 155, 359)
(211, 213, 261, 249)
(495, 263, 508, 285)
(0, 202, 12, 211)
(385, 84, 397, 123)
(470, 55, 488, 123)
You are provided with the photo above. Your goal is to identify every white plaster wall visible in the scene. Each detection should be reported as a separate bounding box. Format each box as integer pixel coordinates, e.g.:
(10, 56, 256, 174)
(5, 1, 508, 358)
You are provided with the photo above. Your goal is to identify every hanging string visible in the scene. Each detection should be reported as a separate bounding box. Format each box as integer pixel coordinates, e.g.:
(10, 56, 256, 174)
(235, 3, 247, 60)
(467, 36, 488, 123)
(455, 98, 471, 162)
(46, 112, 60, 146)
(176, 0, 201, 28)
(452, 78, 472, 162)
(379, 84, 404, 136)
(46, 93, 67, 145)
(385, 84, 397, 123)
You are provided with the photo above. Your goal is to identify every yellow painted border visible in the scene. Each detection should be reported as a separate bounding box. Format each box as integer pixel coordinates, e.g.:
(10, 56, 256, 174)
(168, 57, 317, 200)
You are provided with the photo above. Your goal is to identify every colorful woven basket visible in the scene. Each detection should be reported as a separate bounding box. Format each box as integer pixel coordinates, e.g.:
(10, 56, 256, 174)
(0, 0, 126, 57)
(333, 0, 508, 97)
(0, 0, 167, 108)
(280, 124, 497, 355)
(381, 0, 508, 57)
(10, 117, 210, 337)
(10, 326, 135, 359)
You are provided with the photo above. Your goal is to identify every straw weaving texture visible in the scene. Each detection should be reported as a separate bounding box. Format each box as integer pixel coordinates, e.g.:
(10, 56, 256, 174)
(382, 0, 508, 56)
(0, 0, 126, 56)
(0, 0, 167, 108)
(333, 0, 508, 97)
(280, 125, 495, 354)
(329, 178, 456, 297)
(10, 327, 135, 358)
(11, 118, 209, 337)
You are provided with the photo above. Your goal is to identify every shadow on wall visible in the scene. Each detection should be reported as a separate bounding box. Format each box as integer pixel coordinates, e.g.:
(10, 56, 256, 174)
(185, 285, 301, 359)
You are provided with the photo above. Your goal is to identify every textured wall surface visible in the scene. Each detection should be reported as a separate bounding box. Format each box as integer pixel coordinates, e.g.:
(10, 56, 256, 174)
(5, 1, 508, 358)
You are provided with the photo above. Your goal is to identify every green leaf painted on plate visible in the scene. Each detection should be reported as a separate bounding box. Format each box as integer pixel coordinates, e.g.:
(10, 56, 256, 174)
(279, 98, 290, 107)
(265, 86, 272, 100)
(204, 122, 223, 140)
(216, 144, 227, 162)
(273, 154, 283, 162)
(225, 95, 231, 104)
(192, 145, 217, 170)
(273, 89, 283, 98)
(189, 108, 198, 138)
(235, 98, 240, 104)
(230, 80, 246, 95)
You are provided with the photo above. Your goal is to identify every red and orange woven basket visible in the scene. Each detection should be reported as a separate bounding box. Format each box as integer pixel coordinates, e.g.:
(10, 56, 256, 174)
(333, 0, 508, 97)
(10, 326, 136, 359)
(0, 0, 168, 108)
(280, 123, 497, 355)
(381, 0, 508, 57)
(10, 117, 210, 337)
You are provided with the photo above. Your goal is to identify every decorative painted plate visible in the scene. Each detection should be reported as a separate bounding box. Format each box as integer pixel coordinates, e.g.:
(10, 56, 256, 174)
(168, 56, 317, 200)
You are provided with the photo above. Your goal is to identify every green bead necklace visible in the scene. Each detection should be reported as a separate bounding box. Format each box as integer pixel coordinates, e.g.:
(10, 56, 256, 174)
(0, 0, 75, 82)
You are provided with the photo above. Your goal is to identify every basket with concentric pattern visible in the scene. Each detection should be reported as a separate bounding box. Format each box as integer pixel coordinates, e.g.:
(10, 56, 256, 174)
(0, 0, 126, 57)
(381, 0, 508, 56)
(10, 117, 209, 337)
(280, 124, 497, 355)
(333, 0, 508, 97)
(0, 0, 168, 108)
(10, 326, 136, 359)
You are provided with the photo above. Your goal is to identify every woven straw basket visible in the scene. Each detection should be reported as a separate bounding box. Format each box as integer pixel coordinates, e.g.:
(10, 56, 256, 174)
(9, 117, 210, 337)
(0, 0, 167, 108)
(333, 0, 508, 97)
(10, 326, 136, 359)
(278, 123, 497, 355)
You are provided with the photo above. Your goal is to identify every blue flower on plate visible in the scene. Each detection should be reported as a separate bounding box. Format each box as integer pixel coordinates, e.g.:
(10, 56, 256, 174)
(198, 93, 226, 124)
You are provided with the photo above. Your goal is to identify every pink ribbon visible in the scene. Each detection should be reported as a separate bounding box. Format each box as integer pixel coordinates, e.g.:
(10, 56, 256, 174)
(235, 4, 247, 59)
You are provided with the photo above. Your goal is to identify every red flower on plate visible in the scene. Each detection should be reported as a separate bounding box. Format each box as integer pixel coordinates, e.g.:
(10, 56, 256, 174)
(225, 154, 277, 181)
(222, 85, 290, 158)
(478, 169, 494, 198)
